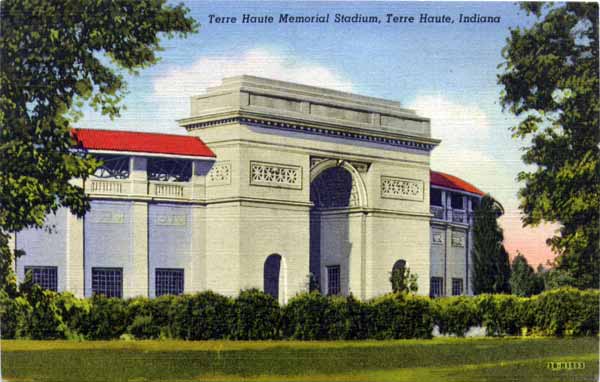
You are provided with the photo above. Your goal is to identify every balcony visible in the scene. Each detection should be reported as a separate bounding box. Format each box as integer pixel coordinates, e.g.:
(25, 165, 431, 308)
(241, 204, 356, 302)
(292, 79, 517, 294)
(148, 181, 187, 199)
(452, 210, 466, 223)
(430, 205, 444, 219)
(430, 206, 470, 225)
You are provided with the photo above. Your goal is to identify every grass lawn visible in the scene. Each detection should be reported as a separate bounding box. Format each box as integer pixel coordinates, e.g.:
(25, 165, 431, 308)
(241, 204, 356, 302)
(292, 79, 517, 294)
(1, 337, 598, 382)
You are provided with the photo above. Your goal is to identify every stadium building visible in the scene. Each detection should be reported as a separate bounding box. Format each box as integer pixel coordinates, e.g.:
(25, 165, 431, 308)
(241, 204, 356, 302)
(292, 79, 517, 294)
(14, 76, 495, 303)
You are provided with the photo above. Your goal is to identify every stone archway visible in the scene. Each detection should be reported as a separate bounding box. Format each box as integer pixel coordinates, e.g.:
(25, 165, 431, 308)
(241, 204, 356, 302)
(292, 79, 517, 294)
(310, 159, 368, 208)
(309, 160, 367, 296)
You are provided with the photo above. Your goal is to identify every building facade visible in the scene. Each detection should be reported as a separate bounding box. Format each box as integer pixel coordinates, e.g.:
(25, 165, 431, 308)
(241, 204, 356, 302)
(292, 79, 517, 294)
(15, 76, 491, 302)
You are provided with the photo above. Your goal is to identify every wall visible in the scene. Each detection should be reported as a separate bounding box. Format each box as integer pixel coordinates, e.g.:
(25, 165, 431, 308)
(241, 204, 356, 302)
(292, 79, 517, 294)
(148, 203, 193, 297)
(16, 208, 68, 292)
(84, 200, 147, 298)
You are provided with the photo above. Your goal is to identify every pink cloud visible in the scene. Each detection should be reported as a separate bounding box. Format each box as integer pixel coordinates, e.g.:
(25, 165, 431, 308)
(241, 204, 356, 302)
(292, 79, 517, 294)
(499, 213, 559, 267)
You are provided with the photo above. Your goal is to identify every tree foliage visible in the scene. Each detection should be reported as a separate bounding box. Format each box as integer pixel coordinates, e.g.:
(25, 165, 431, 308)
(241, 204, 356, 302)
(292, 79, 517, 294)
(509, 253, 544, 297)
(498, 3, 599, 288)
(389, 266, 418, 294)
(472, 195, 511, 294)
(0, 0, 197, 291)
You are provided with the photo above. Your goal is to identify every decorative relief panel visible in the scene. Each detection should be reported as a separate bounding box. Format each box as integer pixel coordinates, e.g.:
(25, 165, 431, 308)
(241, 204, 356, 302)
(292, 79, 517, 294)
(250, 161, 302, 190)
(432, 232, 444, 245)
(380, 176, 423, 201)
(154, 214, 187, 226)
(207, 162, 231, 186)
(89, 211, 125, 224)
(451, 233, 465, 248)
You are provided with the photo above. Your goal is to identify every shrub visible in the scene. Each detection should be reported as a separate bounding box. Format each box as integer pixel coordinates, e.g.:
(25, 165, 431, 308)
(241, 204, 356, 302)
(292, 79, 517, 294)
(126, 296, 175, 339)
(1, 287, 596, 340)
(433, 296, 480, 336)
(476, 294, 525, 336)
(529, 288, 599, 336)
(232, 289, 280, 340)
(327, 295, 372, 340)
(127, 315, 159, 339)
(370, 293, 433, 339)
(170, 291, 233, 340)
(281, 292, 332, 340)
(21, 285, 67, 339)
(0, 290, 28, 339)
(82, 295, 129, 339)
(55, 292, 91, 339)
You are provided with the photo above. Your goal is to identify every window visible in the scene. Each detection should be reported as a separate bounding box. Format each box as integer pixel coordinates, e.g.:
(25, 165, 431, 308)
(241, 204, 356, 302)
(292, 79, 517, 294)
(155, 268, 184, 296)
(452, 278, 464, 296)
(147, 158, 192, 182)
(93, 155, 130, 179)
(430, 188, 442, 206)
(451, 194, 464, 209)
(430, 277, 443, 297)
(24, 266, 57, 291)
(327, 265, 340, 295)
(92, 268, 123, 298)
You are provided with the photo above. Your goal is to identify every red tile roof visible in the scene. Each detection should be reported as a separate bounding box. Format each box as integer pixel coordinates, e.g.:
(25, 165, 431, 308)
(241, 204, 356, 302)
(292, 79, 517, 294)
(71, 129, 215, 158)
(430, 171, 484, 196)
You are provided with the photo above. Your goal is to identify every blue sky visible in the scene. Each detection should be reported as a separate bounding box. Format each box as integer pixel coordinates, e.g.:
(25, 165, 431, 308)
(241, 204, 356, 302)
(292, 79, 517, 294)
(78, 1, 556, 265)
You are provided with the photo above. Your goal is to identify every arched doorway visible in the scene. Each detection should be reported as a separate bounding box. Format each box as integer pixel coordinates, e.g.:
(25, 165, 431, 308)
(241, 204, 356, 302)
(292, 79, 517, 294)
(391, 259, 407, 293)
(393, 259, 406, 273)
(264, 254, 281, 300)
(310, 165, 359, 295)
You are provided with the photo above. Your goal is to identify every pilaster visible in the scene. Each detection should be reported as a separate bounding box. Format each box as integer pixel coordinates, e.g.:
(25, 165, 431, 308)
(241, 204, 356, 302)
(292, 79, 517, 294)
(189, 204, 206, 293)
(66, 214, 84, 297)
(129, 201, 148, 297)
(131, 157, 148, 195)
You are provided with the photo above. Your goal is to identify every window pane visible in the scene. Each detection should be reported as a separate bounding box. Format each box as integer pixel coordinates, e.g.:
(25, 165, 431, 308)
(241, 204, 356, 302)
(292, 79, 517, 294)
(24, 266, 58, 291)
(92, 268, 123, 298)
(155, 268, 184, 296)
(452, 278, 464, 296)
(451, 194, 464, 209)
(327, 265, 340, 295)
(430, 189, 442, 206)
(430, 277, 443, 297)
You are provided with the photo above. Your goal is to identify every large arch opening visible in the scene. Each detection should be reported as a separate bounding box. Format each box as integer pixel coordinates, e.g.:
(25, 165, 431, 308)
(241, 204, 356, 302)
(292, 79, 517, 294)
(309, 165, 356, 295)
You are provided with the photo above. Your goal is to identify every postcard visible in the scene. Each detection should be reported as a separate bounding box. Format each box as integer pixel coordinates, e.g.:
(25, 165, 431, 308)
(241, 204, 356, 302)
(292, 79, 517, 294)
(1, 1, 598, 381)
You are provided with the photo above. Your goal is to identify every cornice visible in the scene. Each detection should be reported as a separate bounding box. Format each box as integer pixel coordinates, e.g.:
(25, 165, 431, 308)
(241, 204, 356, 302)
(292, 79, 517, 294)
(180, 112, 440, 152)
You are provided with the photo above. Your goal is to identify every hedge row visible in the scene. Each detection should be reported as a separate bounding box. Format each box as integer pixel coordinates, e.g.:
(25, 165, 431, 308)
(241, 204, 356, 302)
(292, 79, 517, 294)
(1, 287, 597, 340)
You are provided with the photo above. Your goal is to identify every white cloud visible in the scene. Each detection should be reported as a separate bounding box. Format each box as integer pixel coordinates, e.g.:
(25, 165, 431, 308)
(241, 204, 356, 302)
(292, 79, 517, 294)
(152, 47, 354, 124)
(408, 94, 519, 215)
(78, 48, 354, 134)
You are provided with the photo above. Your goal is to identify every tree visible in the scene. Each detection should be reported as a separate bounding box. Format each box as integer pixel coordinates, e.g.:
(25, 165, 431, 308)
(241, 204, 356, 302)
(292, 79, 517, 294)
(0, 0, 197, 292)
(509, 253, 544, 297)
(472, 195, 511, 294)
(498, 3, 599, 289)
(389, 266, 418, 294)
(538, 265, 577, 291)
